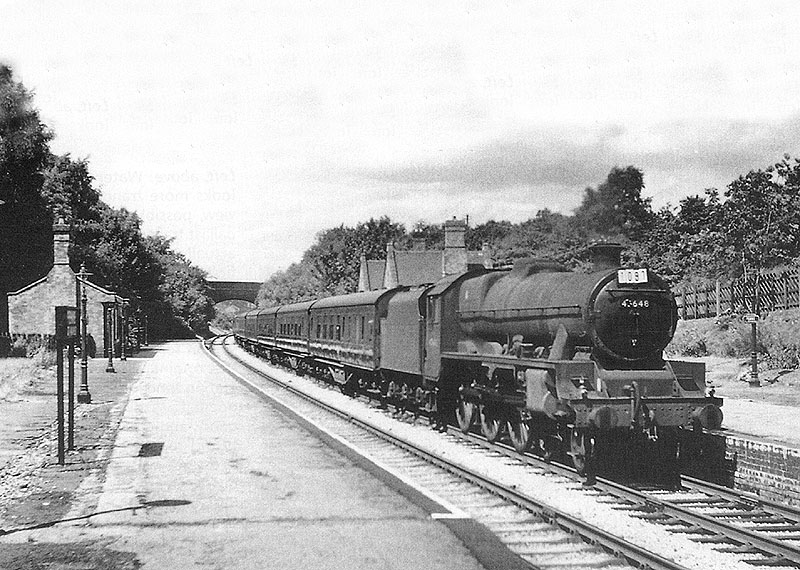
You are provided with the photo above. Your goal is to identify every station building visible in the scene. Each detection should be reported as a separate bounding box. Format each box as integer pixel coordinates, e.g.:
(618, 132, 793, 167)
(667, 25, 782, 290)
(7, 221, 124, 355)
(357, 218, 492, 292)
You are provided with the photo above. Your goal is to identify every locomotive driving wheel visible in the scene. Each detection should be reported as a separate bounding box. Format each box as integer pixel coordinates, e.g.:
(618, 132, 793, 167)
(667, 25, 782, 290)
(479, 404, 503, 443)
(506, 409, 534, 453)
(455, 394, 477, 433)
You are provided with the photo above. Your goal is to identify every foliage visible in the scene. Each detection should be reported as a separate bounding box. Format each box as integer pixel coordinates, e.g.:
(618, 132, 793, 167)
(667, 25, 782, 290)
(145, 235, 215, 337)
(717, 156, 800, 279)
(211, 300, 254, 331)
(667, 309, 800, 370)
(301, 217, 405, 296)
(257, 262, 326, 307)
(40, 154, 101, 223)
(0, 64, 54, 293)
(465, 219, 513, 252)
(642, 157, 800, 285)
(405, 220, 444, 250)
(574, 166, 653, 242)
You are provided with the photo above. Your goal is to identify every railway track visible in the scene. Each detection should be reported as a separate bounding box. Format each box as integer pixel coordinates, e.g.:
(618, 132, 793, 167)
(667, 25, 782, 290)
(207, 335, 800, 570)
(453, 431, 800, 567)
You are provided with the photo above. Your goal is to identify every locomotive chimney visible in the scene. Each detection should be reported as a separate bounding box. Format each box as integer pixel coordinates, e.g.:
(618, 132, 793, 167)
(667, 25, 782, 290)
(443, 217, 467, 276)
(589, 242, 624, 272)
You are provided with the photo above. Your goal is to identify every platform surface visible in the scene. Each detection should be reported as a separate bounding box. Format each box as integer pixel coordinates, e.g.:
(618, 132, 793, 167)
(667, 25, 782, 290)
(0, 342, 486, 570)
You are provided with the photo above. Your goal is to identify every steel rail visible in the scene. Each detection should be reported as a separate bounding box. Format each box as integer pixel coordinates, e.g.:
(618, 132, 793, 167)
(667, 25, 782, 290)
(450, 429, 800, 566)
(680, 475, 800, 523)
(207, 335, 692, 570)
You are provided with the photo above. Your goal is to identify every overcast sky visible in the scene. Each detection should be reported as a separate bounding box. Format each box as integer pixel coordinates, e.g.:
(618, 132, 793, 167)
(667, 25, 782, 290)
(2, 1, 800, 281)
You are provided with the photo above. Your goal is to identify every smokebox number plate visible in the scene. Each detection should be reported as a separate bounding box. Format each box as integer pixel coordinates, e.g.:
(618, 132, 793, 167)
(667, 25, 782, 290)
(617, 269, 648, 284)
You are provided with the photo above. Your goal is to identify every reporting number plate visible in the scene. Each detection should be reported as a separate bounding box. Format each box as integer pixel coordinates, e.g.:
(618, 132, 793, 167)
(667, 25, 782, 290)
(617, 268, 648, 284)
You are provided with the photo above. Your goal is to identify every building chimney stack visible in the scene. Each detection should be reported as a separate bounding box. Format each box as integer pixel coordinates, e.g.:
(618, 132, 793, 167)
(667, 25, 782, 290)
(443, 218, 467, 276)
(53, 219, 70, 266)
(384, 242, 399, 289)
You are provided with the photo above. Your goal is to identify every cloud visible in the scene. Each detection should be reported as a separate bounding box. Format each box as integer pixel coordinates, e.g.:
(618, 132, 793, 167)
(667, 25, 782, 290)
(330, 115, 800, 200)
(341, 125, 625, 194)
(641, 116, 800, 176)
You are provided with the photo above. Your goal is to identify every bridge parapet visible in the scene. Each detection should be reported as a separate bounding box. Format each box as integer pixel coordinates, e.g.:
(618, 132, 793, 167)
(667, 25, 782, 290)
(207, 280, 261, 304)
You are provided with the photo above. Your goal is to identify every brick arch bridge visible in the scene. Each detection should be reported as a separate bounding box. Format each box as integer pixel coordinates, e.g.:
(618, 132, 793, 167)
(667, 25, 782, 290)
(207, 280, 261, 304)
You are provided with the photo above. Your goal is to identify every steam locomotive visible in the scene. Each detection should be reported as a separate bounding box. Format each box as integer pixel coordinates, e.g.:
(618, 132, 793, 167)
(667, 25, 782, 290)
(234, 243, 722, 481)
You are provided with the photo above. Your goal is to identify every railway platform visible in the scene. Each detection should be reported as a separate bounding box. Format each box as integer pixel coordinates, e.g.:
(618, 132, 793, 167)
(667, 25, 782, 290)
(0, 341, 492, 569)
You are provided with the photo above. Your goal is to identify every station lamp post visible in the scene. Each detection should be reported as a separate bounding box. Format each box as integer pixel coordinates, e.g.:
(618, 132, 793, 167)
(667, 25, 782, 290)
(120, 299, 128, 361)
(103, 301, 116, 373)
(77, 264, 92, 404)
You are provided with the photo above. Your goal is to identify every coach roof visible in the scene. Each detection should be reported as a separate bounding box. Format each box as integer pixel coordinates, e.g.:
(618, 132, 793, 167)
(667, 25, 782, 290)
(277, 300, 317, 314)
(311, 288, 397, 310)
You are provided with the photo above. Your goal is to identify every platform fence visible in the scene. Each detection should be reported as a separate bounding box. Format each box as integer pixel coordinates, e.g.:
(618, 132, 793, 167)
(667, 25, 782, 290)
(674, 266, 800, 320)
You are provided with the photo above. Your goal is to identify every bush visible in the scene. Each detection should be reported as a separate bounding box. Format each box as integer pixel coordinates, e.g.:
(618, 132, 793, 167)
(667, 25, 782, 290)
(8, 334, 56, 367)
(667, 326, 708, 356)
(759, 310, 800, 369)
(668, 308, 800, 369)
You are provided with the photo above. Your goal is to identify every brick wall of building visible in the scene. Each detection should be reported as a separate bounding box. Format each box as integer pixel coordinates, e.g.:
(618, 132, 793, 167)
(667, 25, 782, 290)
(8, 265, 119, 354)
(8, 265, 78, 336)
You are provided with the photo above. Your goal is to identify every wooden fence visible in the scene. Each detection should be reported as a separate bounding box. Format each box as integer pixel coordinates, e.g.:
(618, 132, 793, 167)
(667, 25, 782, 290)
(674, 267, 800, 320)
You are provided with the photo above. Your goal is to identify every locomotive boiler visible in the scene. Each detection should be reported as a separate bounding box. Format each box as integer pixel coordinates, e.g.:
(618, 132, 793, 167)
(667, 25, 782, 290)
(434, 243, 722, 479)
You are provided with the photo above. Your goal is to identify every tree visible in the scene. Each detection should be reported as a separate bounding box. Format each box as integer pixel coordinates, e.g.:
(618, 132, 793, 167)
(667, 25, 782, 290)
(40, 154, 101, 224)
(146, 234, 215, 336)
(257, 262, 325, 307)
(465, 219, 513, 252)
(717, 156, 800, 280)
(302, 216, 406, 295)
(0, 64, 54, 292)
(404, 220, 444, 250)
(636, 192, 728, 284)
(574, 166, 653, 242)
